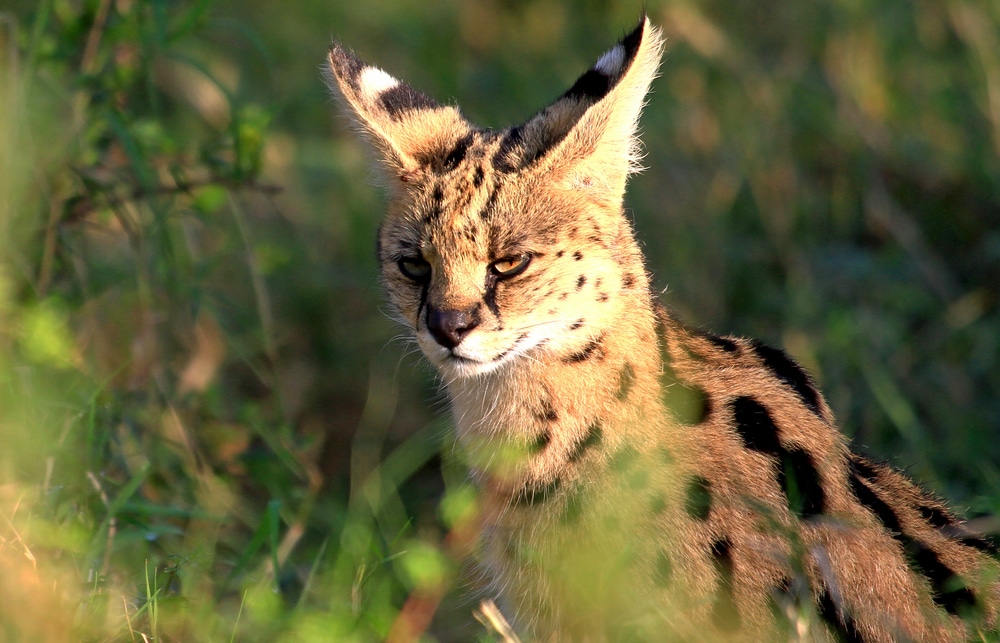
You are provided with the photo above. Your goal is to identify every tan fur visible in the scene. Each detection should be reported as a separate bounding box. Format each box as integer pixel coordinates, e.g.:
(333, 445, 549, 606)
(326, 17, 999, 642)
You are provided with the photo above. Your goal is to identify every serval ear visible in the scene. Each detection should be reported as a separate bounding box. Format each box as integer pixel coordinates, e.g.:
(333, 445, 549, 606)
(325, 44, 474, 185)
(494, 17, 665, 205)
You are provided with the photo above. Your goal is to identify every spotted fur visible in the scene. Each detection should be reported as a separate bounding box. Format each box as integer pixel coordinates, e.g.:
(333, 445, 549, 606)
(326, 16, 999, 642)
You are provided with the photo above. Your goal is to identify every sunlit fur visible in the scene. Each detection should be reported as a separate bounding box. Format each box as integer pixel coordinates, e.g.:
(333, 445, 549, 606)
(327, 17, 999, 642)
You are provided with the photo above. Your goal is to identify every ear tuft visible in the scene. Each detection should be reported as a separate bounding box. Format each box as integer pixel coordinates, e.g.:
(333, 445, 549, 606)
(325, 43, 473, 180)
(500, 17, 665, 203)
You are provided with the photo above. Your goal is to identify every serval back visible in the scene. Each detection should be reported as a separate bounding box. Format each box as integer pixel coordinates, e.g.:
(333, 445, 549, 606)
(325, 16, 1000, 642)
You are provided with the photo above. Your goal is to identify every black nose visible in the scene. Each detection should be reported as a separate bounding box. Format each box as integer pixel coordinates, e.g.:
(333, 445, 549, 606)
(427, 308, 479, 349)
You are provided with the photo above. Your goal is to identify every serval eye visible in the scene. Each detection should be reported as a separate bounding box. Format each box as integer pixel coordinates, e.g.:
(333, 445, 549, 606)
(398, 257, 431, 281)
(491, 254, 531, 278)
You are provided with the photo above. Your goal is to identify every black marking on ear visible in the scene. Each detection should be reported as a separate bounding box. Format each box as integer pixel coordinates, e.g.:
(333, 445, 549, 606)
(653, 549, 673, 587)
(750, 340, 822, 416)
(818, 590, 866, 643)
(377, 84, 438, 120)
(563, 335, 606, 363)
(568, 421, 603, 463)
(849, 470, 979, 617)
(669, 385, 712, 425)
(564, 68, 612, 101)
(328, 46, 366, 88)
(732, 397, 783, 454)
(620, 20, 645, 66)
(515, 477, 562, 506)
(779, 448, 826, 518)
(615, 363, 635, 400)
(685, 476, 712, 521)
(709, 538, 741, 632)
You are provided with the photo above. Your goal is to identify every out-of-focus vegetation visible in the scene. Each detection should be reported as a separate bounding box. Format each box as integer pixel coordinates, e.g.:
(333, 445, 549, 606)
(0, 0, 997, 641)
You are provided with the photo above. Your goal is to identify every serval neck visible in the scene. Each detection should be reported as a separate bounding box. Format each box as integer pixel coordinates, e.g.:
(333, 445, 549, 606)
(446, 281, 663, 499)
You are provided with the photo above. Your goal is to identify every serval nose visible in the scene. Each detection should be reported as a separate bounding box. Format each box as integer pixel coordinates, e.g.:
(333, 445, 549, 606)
(427, 307, 479, 349)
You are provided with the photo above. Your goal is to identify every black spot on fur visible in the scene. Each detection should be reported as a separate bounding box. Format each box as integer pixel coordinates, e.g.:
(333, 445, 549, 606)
(534, 396, 558, 423)
(778, 448, 826, 518)
(568, 422, 602, 463)
(573, 251, 583, 261)
(610, 444, 639, 474)
(669, 385, 711, 425)
(707, 334, 739, 353)
(529, 430, 551, 453)
(615, 363, 635, 400)
(623, 273, 636, 289)
(750, 340, 822, 416)
(569, 318, 584, 330)
(479, 185, 500, 220)
(443, 135, 471, 171)
(735, 398, 825, 516)
(597, 292, 609, 302)
(681, 341, 706, 363)
(732, 397, 783, 455)
(849, 470, 978, 616)
(959, 535, 1000, 557)
(493, 126, 523, 173)
(685, 476, 712, 520)
(910, 543, 979, 617)
(556, 250, 564, 258)
(918, 504, 955, 529)
(818, 590, 866, 643)
(649, 493, 667, 515)
(514, 477, 562, 506)
(563, 335, 605, 363)
(576, 275, 587, 290)
(850, 455, 881, 481)
(627, 467, 649, 490)
(653, 549, 673, 587)
(472, 165, 485, 188)
(709, 539, 741, 632)
(377, 84, 438, 120)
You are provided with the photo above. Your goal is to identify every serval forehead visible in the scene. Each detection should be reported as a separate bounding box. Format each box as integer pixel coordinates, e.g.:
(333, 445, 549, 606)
(391, 129, 552, 252)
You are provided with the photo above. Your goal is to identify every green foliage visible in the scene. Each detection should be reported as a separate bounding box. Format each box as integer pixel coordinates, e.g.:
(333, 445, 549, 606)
(0, 0, 997, 641)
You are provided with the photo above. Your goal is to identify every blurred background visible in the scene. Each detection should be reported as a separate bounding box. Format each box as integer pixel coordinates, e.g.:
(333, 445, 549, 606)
(0, 0, 997, 640)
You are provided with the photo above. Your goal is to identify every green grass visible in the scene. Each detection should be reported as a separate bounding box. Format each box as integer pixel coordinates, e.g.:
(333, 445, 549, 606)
(0, 0, 998, 640)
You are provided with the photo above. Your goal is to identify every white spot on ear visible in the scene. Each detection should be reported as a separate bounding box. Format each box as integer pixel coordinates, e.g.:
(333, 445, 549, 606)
(359, 66, 399, 100)
(594, 44, 625, 76)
